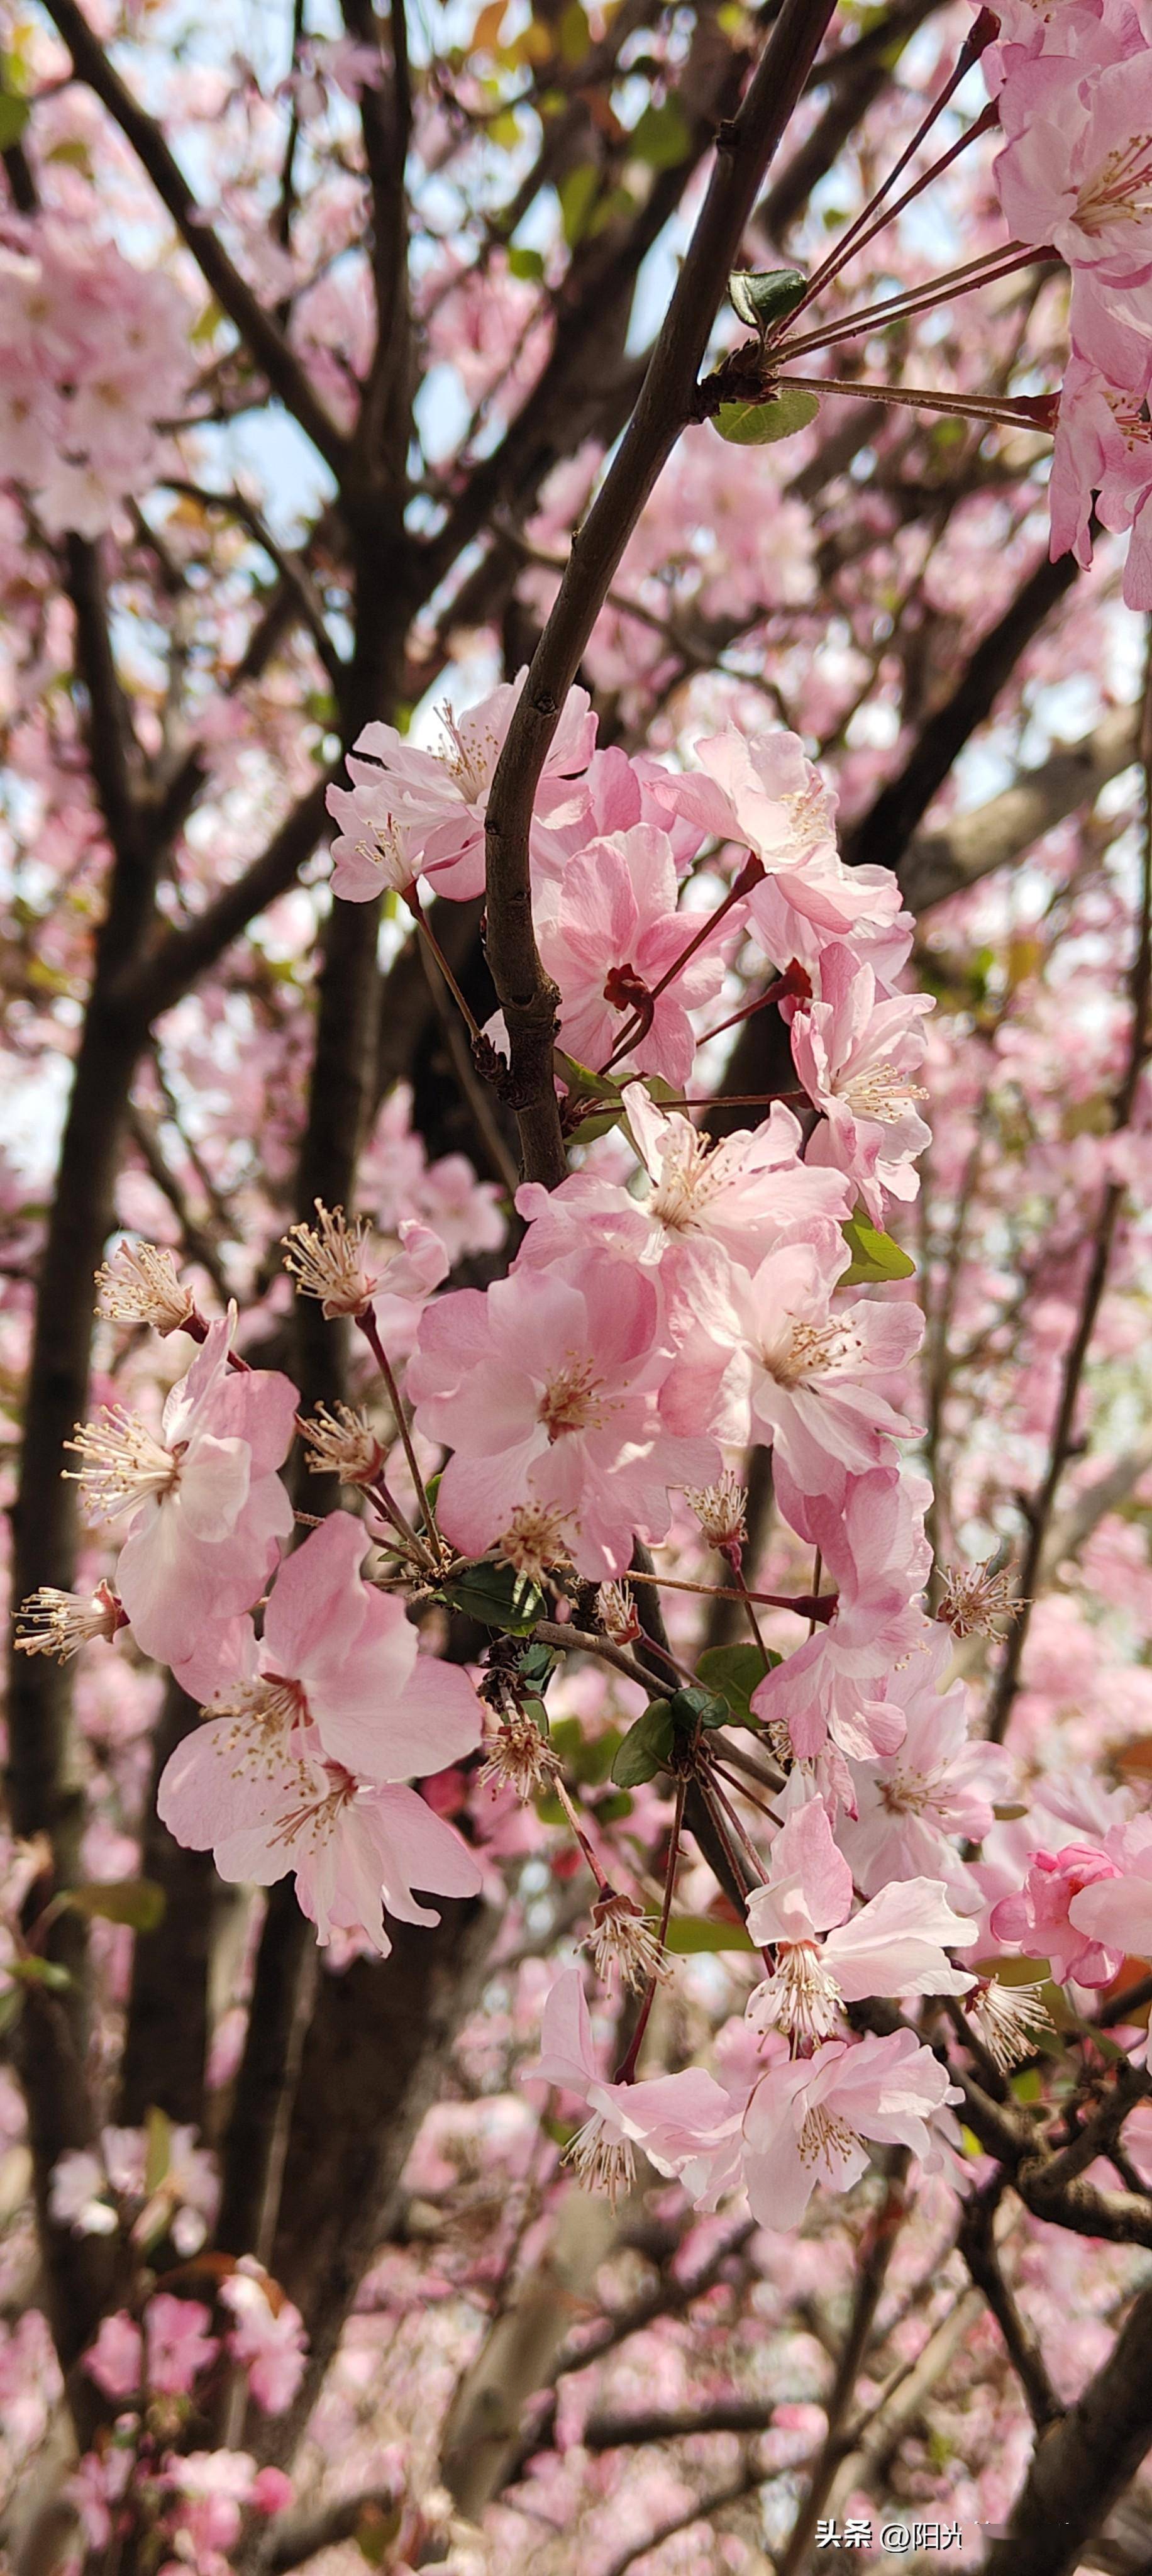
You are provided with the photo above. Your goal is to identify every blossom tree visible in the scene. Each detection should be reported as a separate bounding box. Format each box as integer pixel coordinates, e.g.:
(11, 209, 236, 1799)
(6, 1, 1152, 2572)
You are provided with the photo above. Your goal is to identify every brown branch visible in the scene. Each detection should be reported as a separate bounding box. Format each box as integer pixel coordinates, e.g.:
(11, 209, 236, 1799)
(900, 701, 1141, 912)
(957, 2184, 1063, 2432)
(116, 1679, 217, 2129)
(482, 0, 839, 1184)
(983, 2282, 1152, 2576)
(845, 548, 1080, 875)
(41, 0, 349, 479)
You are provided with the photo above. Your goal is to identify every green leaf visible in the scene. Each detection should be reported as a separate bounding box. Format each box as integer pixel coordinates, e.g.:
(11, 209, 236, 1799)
(64, 1879, 167, 1932)
(547, 1714, 624, 1785)
(668, 1683, 729, 1733)
(665, 1914, 755, 1953)
(695, 1642, 777, 1724)
(839, 1215, 916, 1285)
(554, 1049, 624, 1102)
(10, 1955, 72, 1992)
(0, 93, 30, 150)
(713, 388, 820, 446)
(507, 244, 546, 282)
(728, 267, 807, 334)
(440, 1562, 544, 1635)
(630, 95, 691, 169)
(592, 1789, 634, 1824)
(611, 1701, 675, 1786)
(558, 162, 599, 247)
(145, 2104, 172, 2196)
(557, 0, 590, 62)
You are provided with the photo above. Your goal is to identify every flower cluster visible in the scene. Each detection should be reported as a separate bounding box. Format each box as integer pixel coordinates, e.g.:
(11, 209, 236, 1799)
(32, 670, 1151, 2241)
(982, 0, 1152, 604)
(0, 219, 191, 538)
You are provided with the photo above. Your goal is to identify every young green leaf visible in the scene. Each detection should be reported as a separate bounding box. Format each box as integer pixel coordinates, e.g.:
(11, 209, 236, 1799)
(728, 268, 807, 334)
(839, 1215, 916, 1285)
(668, 1683, 730, 1733)
(712, 388, 820, 447)
(611, 1701, 675, 1786)
(64, 1879, 167, 1932)
(440, 1562, 545, 1634)
(695, 1642, 778, 1724)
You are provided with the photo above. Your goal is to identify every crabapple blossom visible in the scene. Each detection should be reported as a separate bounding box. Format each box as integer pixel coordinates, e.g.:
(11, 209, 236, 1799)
(529, 1970, 738, 2203)
(535, 824, 731, 1086)
(157, 1514, 484, 1951)
(990, 1844, 1127, 1985)
(219, 2265, 307, 2414)
(788, 946, 933, 1222)
(739, 2028, 963, 2233)
(407, 1246, 719, 1577)
(328, 673, 596, 902)
(721, 1233, 924, 1498)
(751, 1468, 931, 1762)
(744, 1796, 976, 2046)
(67, 1311, 297, 1681)
(835, 1628, 1015, 1895)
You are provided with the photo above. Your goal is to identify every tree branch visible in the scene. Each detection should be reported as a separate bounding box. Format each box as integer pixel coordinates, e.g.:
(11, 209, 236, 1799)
(482, 0, 839, 1184)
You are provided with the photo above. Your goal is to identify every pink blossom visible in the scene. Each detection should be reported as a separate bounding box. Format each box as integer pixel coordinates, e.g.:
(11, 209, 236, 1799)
(534, 824, 731, 1087)
(750, 1469, 931, 1761)
(990, 1843, 1126, 1985)
(995, 56, 1152, 283)
(723, 1233, 923, 1499)
(745, 1796, 975, 2045)
(145, 2294, 218, 2396)
(219, 2265, 307, 2414)
(165, 2451, 260, 2558)
(84, 2311, 142, 2399)
(529, 1969, 739, 2202)
(740, 2026, 962, 2232)
(836, 1627, 1015, 1894)
(1066, 1814, 1152, 1956)
(71, 1311, 297, 1680)
(157, 1513, 484, 1953)
(519, 1081, 850, 1260)
(789, 946, 933, 1223)
(650, 726, 905, 948)
(329, 672, 595, 904)
(407, 1248, 718, 1578)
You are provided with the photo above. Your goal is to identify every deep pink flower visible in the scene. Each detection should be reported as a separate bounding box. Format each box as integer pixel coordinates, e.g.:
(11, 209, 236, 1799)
(145, 2293, 218, 2396)
(536, 824, 730, 1087)
(84, 2311, 142, 2399)
(407, 1248, 719, 1577)
(990, 1843, 1125, 1985)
